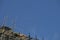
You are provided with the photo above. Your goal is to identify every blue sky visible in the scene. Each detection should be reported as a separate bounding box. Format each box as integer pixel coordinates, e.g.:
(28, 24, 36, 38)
(0, 0, 60, 40)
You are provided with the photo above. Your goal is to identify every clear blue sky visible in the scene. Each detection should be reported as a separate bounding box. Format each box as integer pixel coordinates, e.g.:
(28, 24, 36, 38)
(0, 0, 60, 40)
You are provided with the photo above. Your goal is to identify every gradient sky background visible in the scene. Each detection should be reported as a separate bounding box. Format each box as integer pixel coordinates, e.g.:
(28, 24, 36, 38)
(0, 0, 60, 40)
